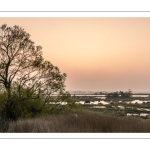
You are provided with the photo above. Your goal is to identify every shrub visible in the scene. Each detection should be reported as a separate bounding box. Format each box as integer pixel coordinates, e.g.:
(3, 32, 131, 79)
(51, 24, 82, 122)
(106, 90, 132, 99)
(0, 89, 82, 121)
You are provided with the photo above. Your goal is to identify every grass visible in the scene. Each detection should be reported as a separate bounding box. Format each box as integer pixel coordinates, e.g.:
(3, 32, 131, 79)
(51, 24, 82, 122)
(0, 117, 10, 132)
(6, 111, 150, 133)
(1, 96, 150, 133)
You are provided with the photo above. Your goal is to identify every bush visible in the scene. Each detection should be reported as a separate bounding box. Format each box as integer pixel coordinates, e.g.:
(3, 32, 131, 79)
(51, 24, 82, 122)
(106, 90, 132, 99)
(0, 89, 82, 120)
(0, 93, 44, 120)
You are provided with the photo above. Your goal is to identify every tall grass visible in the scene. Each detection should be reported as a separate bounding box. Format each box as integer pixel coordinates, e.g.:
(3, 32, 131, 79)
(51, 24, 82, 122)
(0, 117, 10, 132)
(7, 111, 150, 132)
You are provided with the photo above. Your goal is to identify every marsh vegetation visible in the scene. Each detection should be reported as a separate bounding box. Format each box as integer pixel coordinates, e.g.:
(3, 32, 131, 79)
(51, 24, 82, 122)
(4, 111, 150, 133)
(1, 93, 150, 133)
(1, 24, 150, 133)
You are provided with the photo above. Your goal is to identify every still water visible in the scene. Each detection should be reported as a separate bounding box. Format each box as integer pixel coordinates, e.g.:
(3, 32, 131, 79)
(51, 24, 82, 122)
(71, 94, 150, 99)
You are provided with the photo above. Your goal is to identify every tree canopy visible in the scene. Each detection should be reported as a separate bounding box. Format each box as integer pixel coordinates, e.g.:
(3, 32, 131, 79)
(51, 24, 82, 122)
(0, 24, 79, 120)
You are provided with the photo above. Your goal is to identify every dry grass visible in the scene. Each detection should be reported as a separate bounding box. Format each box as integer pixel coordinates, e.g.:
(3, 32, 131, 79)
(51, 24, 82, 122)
(6, 111, 150, 133)
(0, 117, 10, 132)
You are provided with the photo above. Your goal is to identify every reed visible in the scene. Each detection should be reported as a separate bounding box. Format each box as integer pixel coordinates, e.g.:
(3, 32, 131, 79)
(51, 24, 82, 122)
(7, 111, 150, 133)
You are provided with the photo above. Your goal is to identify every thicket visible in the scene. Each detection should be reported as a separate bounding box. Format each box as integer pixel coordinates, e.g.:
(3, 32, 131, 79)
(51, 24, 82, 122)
(106, 90, 132, 99)
(0, 89, 81, 121)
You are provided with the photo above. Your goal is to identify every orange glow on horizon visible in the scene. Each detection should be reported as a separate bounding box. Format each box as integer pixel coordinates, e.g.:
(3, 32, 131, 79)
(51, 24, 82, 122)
(1, 17, 150, 92)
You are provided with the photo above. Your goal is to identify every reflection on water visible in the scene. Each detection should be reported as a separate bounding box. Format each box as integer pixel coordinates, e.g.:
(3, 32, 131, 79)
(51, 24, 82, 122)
(95, 97, 106, 99)
(49, 102, 60, 104)
(125, 100, 150, 104)
(90, 101, 99, 105)
(127, 113, 150, 117)
(76, 101, 84, 105)
(118, 106, 124, 109)
(49, 101, 67, 105)
(140, 113, 150, 117)
(72, 94, 150, 99)
(49, 99, 150, 105)
(99, 101, 110, 105)
(73, 95, 106, 96)
(127, 113, 139, 116)
(48, 99, 150, 119)
(132, 95, 149, 97)
(61, 102, 67, 105)
(131, 100, 144, 104)
(76, 100, 110, 105)
(91, 106, 106, 108)
(137, 108, 150, 111)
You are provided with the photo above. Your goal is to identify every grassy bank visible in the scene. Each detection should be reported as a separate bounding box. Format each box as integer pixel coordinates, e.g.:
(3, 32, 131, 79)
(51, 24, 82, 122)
(3, 111, 150, 133)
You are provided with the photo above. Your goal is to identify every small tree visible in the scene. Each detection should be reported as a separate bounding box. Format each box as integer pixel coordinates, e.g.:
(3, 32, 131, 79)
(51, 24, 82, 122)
(0, 24, 78, 120)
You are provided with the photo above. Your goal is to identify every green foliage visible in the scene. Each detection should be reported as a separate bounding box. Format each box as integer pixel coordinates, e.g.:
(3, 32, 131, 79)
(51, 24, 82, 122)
(0, 88, 44, 120)
(0, 88, 82, 120)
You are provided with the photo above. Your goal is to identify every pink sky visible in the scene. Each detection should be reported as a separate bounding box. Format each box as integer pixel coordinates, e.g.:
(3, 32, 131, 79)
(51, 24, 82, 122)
(1, 17, 150, 92)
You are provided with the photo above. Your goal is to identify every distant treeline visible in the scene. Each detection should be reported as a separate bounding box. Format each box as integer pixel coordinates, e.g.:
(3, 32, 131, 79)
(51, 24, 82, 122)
(106, 90, 132, 98)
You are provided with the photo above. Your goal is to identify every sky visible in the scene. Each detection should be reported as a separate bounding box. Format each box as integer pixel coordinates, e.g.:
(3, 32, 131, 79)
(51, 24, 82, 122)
(1, 17, 150, 92)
